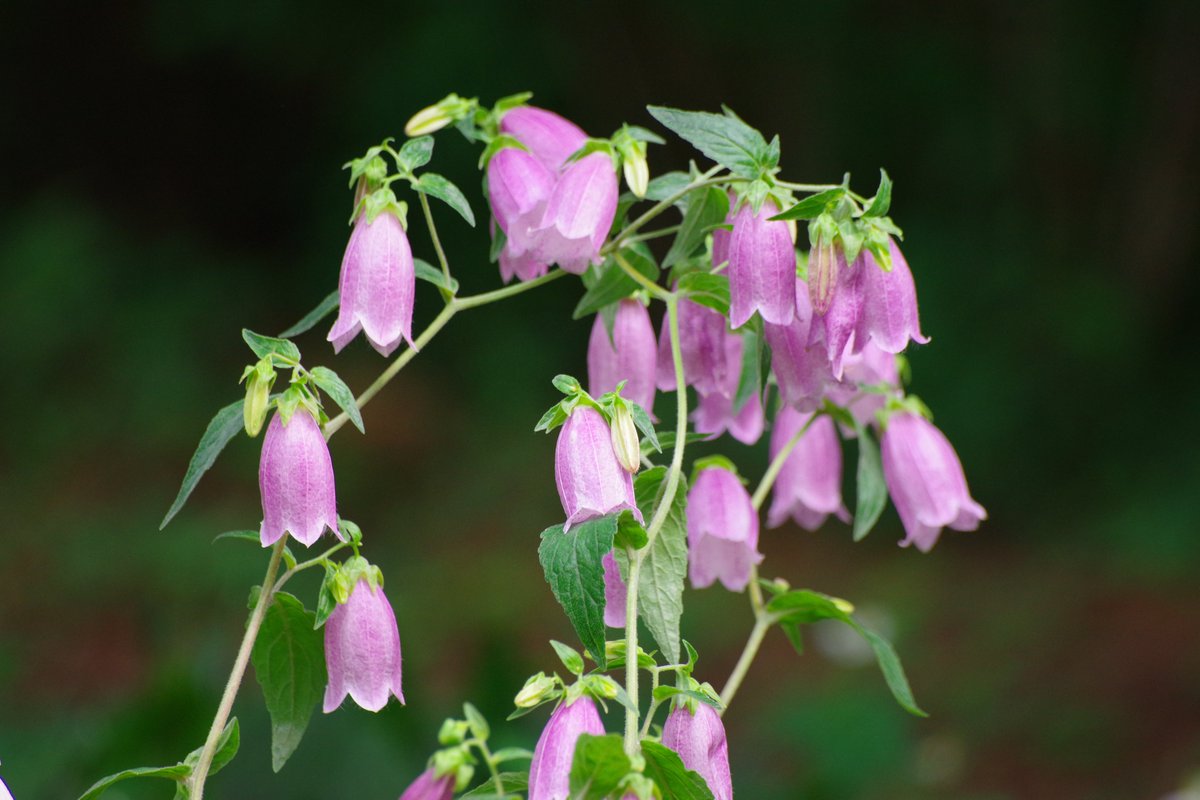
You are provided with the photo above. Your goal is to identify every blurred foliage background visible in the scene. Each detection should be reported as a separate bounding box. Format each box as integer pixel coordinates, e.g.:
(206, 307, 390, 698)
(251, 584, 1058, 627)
(2, 1, 1198, 798)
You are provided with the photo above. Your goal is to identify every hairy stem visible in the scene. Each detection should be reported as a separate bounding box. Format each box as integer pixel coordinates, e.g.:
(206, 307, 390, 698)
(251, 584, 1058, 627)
(623, 546, 642, 754)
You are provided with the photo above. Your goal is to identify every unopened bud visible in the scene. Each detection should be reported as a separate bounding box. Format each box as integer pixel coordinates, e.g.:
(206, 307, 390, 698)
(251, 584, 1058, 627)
(832, 596, 856, 615)
(438, 717, 469, 745)
(586, 674, 621, 700)
(809, 235, 840, 315)
(405, 93, 473, 137)
(242, 357, 276, 437)
(622, 145, 649, 198)
(610, 404, 641, 474)
(514, 672, 558, 708)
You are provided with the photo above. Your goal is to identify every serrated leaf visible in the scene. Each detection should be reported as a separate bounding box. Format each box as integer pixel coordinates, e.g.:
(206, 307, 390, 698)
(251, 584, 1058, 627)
(397, 136, 434, 171)
(77, 764, 191, 800)
(864, 169, 892, 217)
(647, 106, 770, 179)
(251, 591, 327, 772)
(309, 366, 364, 434)
(413, 257, 460, 294)
(160, 399, 245, 529)
(415, 173, 476, 226)
(538, 516, 619, 669)
(853, 424, 887, 541)
(572, 246, 660, 319)
(640, 741, 714, 800)
(568, 734, 631, 800)
(770, 188, 846, 221)
(631, 467, 688, 663)
(676, 272, 730, 316)
(662, 186, 729, 269)
(242, 329, 301, 363)
(278, 290, 339, 338)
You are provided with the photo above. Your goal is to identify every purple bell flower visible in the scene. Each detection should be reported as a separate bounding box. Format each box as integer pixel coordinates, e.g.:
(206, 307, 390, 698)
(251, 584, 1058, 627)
(687, 465, 762, 591)
(661, 704, 734, 800)
(860, 238, 929, 353)
(815, 250, 866, 379)
(499, 106, 590, 172)
(327, 210, 416, 357)
(323, 578, 405, 712)
(767, 407, 849, 531)
(528, 697, 606, 800)
(692, 332, 764, 445)
(398, 768, 454, 800)
(531, 152, 618, 275)
(728, 198, 797, 328)
(555, 405, 643, 532)
(602, 551, 627, 628)
(259, 410, 342, 548)
(488, 147, 555, 283)
(764, 276, 840, 413)
(827, 342, 901, 432)
(881, 412, 986, 552)
(587, 299, 657, 417)
(657, 297, 730, 397)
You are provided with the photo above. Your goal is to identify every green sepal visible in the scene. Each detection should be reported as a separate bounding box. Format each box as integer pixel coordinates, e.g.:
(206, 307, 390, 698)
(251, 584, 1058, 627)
(771, 187, 846, 221)
(864, 168, 892, 217)
(242, 329, 301, 365)
(549, 640, 586, 676)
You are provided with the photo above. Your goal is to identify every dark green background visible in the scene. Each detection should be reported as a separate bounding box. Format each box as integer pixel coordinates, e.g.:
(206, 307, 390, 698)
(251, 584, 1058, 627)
(2, 1, 1198, 798)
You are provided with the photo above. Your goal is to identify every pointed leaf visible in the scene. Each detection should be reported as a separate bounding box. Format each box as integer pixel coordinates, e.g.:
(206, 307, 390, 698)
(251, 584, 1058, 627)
(77, 765, 191, 800)
(242, 329, 301, 363)
(538, 515, 619, 670)
(415, 172, 476, 226)
(662, 186, 729, 269)
(160, 399, 245, 529)
(568, 734, 631, 800)
(853, 424, 887, 541)
(414, 257, 460, 294)
(647, 106, 770, 179)
(640, 741, 714, 800)
(309, 366, 364, 434)
(278, 290, 339, 338)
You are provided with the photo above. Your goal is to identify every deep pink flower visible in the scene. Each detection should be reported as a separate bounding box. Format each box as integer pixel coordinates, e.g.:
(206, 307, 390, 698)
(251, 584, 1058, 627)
(728, 198, 797, 328)
(687, 465, 762, 591)
(258, 410, 342, 548)
(881, 412, 986, 552)
(323, 578, 405, 712)
(767, 408, 849, 530)
(860, 238, 929, 353)
(327, 210, 415, 357)
(555, 406, 642, 532)
(692, 332, 764, 445)
(528, 697, 606, 800)
(661, 704, 733, 800)
(602, 551, 627, 628)
(587, 299, 657, 416)
(657, 297, 730, 397)
(398, 768, 454, 800)
(488, 147, 555, 283)
(764, 276, 839, 412)
(531, 152, 618, 274)
(499, 106, 589, 172)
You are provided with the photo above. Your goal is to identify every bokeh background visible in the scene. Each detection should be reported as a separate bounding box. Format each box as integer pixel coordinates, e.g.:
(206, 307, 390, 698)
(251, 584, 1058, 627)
(3, 1, 1198, 798)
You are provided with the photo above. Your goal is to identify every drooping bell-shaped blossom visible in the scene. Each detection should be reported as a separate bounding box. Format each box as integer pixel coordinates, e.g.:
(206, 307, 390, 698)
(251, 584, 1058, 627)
(488, 147, 555, 283)
(588, 299, 657, 417)
(764, 276, 840, 412)
(499, 106, 589, 172)
(692, 332, 764, 445)
(687, 465, 762, 591)
(323, 579, 405, 713)
(767, 407, 849, 530)
(528, 697, 606, 800)
(259, 410, 342, 548)
(828, 342, 901, 432)
(661, 704, 733, 800)
(531, 152, 619, 274)
(880, 412, 986, 552)
(602, 551, 627, 628)
(398, 767, 454, 800)
(555, 406, 643, 532)
(728, 198, 797, 328)
(815, 250, 865, 379)
(657, 297, 730, 397)
(327, 210, 415, 357)
(860, 238, 929, 353)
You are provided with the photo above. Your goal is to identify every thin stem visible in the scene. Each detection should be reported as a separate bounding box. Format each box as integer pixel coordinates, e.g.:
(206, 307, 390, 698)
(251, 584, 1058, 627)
(718, 615, 771, 713)
(640, 670, 662, 739)
(190, 540, 286, 800)
(471, 739, 506, 796)
(643, 295, 689, 546)
(418, 192, 454, 304)
(452, 268, 567, 310)
(606, 167, 728, 251)
(774, 181, 843, 193)
(623, 547, 642, 754)
(272, 540, 351, 594)
(622, 224, 682, 246)
(749, 412, 820, 511)
(613, 251, 670, 301)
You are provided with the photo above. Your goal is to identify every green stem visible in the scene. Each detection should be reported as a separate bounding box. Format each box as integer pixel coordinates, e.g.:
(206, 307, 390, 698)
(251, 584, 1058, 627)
(190, 539, 286, 800)
(418, 192, 454, 304)
(774, 181, 843, 193)
(640, 669, 662, 739)
(472, 739, 506, 796)
(613, 251, 671, 301)
(605, 167, 729, 251)
(623, 547, 642, 754)
(749, 412, 820, 511)
(622, 224, 682, 246)
(271, 540, 351, 593)
(718, 614, 771, 713)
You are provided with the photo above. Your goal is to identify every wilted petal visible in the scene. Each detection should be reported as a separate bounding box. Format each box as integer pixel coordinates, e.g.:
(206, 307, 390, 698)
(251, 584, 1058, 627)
(500, 106, 590, 171)
(327, 211, 416, 357)
(602, 551, 627, 628)
(532, 152, 618, 274)
(687, 466, 762, 591)
(554, 406, 642, 531)
(323, 579, 405, 713)
(662, 704, 733, 800)
(528, 697, 606, 800)
(398, 768, 455, 800)
(766, 408, 849, 530)
(588, 299, 657, 416)
(728, 199, 796, 328)
(259, 411, 341, 548)
(861, 238, 929, 353)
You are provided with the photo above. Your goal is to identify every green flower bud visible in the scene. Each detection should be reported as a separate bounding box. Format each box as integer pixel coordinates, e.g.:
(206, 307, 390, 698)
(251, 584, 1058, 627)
(405, 93, 474, 137)
(622, 143, 649, 199)
(514, 671, 559, 708)
(242, 357, 276, 437)
(438, 717, 470, 745)
(610, 402, 641, 474)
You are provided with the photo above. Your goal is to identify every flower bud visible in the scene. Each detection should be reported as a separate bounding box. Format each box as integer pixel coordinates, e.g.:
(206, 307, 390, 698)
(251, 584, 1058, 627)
(584, 674, 621, 700)
(398, 767, 455, 800)
(809, 229, 841, 316)
(259, 409, 342, 548)
(404, 93, 473, 137)
(662, 703, 733, 800)
(438, 718, 470, 745)
(766, 408, 849, 531)
(528, 697, 606, 800)
(622, 143, 649, 198)
(515, 672, 561, 708)
(687, 465, 762, 592)
(323, 579, 405, 712)
(242, 357, 276, 437)
(555, 405, 642, 531)
(609, 403, 641, 474)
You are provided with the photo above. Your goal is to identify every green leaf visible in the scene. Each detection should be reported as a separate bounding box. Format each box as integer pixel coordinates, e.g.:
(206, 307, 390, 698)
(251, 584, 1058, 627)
(864, 169, 892, 217)
(77, 765, 191, 800)
(644, 171, 692, 203)
(568, 733, 631, 800)
(770, 187, 846, 221)
(615, 509, 649, 551)
(538, 515, 619, 670)
(464, 701, 491, 740)
(160, 399, 245, 529)
(630, 401, 660, 454)
(309, 366, 364, 434)
(250, 591, 327, 772)
(632, 466, 688, 663)
(313, 563, 338, 629)
(731, 328, 762, 413)
(779, 620, 804, 654)
(852, 424, 887, 541)
(490, 748, 534, 763)
(397, 136, 434, 171)
(415, 172, 476, 227)
(414, 257, 460, 294)
(663, 186, 730, 269)
(848, 619, 926, 717)
(572, 246, 660, 319)
(182, 718, 240, 777)
(640, 740, 714, 800)
(676, 272, 730, 316)
(550, 640, 585, 675)
(651, 685, 722, 710)
(647, 106, 770, 179)
(459, 771, 529, 799)
(242, 329, 301, 363)
(277, 290, 339, 338)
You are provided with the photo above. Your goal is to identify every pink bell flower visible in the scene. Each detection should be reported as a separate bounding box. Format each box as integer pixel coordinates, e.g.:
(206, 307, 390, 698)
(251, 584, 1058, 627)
(827, 342, 901, 432)
(327, 210, 416, 357)
(531, 152, 618, 275)
(764, 276, 840, 412)
(815, 250, 866, 379)
(555, 406, 642, 532)
(602, 551, 627, 629)
(397, 768, 454, 800)
(767, 407, 850, 530)
(860, 238, 929, 353)
(487, 148, 555, 283)
(727, 198, 797, 328)
(692, 332, 764, 445)
(258, 410, 342, 548)
(661, 703, 733, 800)
(587, 299, 657, 417)
(657, 297, 730, 397)
(881, 412, 986, 552)
(323, 578, 405, 712)
(528, 697, 606, 800)
(499, 106, 589, 172)
(687, 465, 762, 591)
